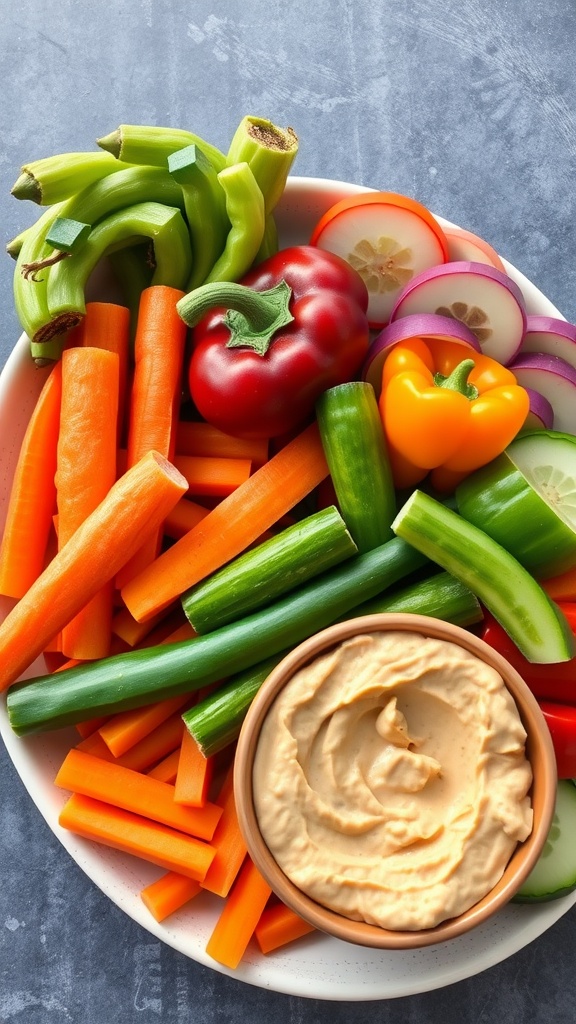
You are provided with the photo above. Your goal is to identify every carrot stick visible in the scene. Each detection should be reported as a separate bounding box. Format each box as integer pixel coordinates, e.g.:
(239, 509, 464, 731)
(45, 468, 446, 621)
(99, 694, 191, 758)
(111, 605, 170, 647)
(147, 748, 180, 784)
(174, 728, 214, 807)
(59, 793, 216, 880)
(201, 766, 247, 898)
(205, 857, 272, 969)
(78, 708, 187, 772)
(117, 285, 187, 587)
(122, 422, 329, 622)
(0, 450, 187, 691)
(255, 903, 316, 954)
(57, 347, 119, 660)
(55, 748, 222, 841)
(76, 716, 110, 739)
(173, 455, 252, 497)
(140, 871, 202, 922)
(71, 301, 131, 443)
(0, 364, 62, 599)
(163, 498, 210, 540)
(176, 420, 269, 467)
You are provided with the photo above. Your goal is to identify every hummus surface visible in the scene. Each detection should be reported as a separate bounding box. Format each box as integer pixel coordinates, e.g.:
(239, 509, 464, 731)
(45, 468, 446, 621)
(253, 630, 533, 931)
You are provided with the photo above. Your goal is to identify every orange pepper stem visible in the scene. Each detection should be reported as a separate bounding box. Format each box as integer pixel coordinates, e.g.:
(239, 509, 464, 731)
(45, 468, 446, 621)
(434, 359, 479, 400)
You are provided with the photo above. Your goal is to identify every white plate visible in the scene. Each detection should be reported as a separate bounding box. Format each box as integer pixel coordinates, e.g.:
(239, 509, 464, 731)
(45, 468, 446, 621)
(1, 176, 575, 1002)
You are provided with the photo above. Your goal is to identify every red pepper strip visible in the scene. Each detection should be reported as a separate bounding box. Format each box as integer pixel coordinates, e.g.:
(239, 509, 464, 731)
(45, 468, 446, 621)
(538, 702, 576, 779)
(481, 611, 576, 704)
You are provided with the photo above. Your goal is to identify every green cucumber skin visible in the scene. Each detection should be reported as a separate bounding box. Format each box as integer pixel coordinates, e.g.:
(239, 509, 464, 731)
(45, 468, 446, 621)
(351, 571, 483, 628)
(7, 537, 427, 735)
(456, 450, 576, 579)
(182, 506, 357, 634)
(182, 653, 287, 757)
(392, 490, 576, 664)
(316, 382, 396, 553)
(513, 780, 576, 903)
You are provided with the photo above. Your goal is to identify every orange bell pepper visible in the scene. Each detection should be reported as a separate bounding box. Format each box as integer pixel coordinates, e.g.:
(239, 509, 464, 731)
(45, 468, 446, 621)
(378, 338, 529, 492)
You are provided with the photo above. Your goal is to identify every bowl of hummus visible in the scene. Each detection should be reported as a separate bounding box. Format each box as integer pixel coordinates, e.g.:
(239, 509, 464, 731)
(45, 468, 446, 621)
(234, 612, 557, 949)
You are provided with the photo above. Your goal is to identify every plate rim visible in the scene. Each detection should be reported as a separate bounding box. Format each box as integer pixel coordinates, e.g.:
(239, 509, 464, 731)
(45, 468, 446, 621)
(1, 174, 575, 1001)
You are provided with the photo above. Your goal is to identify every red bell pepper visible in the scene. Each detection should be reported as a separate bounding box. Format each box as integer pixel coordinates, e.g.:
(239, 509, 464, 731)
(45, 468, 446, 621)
(538, 703, 576, 779)
(481, 609, 576, 705)
(177, 245, 370, 439)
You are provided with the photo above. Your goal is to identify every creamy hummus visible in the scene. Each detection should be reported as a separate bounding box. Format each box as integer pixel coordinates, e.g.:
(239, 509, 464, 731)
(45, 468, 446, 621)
(253, 630, 533, 931)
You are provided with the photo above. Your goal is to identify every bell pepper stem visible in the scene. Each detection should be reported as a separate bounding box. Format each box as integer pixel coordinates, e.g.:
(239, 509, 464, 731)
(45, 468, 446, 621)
(176, 279, 294, 356)
(434, 359, 479, 400)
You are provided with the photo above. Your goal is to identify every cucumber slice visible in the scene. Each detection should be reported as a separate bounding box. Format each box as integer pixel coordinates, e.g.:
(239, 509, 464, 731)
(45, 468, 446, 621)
(456, 430, 576, 579)
(392, 489, 576, 663)
(514, 780, 576, 902)
(316, 381, 396, 553)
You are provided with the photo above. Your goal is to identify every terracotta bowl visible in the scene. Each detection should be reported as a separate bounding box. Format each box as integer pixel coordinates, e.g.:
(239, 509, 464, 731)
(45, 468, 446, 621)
(234, 612, 558, 950)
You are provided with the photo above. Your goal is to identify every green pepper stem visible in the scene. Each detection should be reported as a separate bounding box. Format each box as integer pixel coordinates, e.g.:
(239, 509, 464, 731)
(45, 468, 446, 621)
(176, 279, 294, 356)
(434, 359, 479, 400)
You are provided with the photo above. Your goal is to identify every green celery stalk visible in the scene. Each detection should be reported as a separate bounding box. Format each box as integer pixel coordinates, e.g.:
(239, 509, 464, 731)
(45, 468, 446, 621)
(392, 489, 575, 664)
(11, 151, 133, 205)
(7, 537, 427, 735)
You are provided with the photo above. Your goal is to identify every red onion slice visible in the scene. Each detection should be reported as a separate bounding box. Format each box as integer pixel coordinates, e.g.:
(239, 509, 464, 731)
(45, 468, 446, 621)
(390, 261, 527, 365)
(509, 352, 576, 434)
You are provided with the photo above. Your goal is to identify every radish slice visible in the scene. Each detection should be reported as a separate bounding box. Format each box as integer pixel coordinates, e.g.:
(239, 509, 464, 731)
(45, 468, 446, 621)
(523, 387, 554, 431)
(443, 226, 507, 274)
(509, 352, 576, 434)
(390, 261, 527, 365)
(519, 315, 576, 371)
(309, 192, 448, 328)
(361, 312, 479, 397)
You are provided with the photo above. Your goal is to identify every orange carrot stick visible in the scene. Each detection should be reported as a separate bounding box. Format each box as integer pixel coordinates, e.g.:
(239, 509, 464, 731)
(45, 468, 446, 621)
(117, 285, 187, 586)
(205, 857, 272, 969)
(111, 605, 170, 647)
(174, 728, 214, 807)
(75, 716, 110, 739)
(140, 871, 202, 922)
(55, 748, 222, 840)
(146, 748, 180, 784)
(163, 498, 210, 540)
(71, 301, 131, 443)
(78, 708, 187, 772)
(255, 903, 316, 954)
(173, 455, 252, 497)
(0, 364, 62, 599)
(176, 420, 269, 467)
(59, 793, 215, 880)
(99, 694, 191, 758)
(121, 422, 329, 622)
(57, 346, 119, 660)
(201, 767, 247, 898)
(0, 450, 187, 691)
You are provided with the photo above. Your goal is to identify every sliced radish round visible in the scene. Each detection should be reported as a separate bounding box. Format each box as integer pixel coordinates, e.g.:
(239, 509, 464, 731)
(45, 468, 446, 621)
(523, 387, 554, 430)
(361, 312, 479, 396)
(390, 261, 527, 364)
(309, 192, 448, 328)
(443, 225, 507, 274)
(510, 352, 576, 435)
(519, 315, 576, 370)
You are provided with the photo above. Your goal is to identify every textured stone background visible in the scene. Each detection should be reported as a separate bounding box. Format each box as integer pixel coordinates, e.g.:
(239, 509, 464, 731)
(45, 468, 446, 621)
(2, 1, 576, 1020)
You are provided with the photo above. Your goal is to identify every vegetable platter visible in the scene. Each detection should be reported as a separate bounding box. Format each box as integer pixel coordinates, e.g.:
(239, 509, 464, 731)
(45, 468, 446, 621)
(2, 162, 576, 1001)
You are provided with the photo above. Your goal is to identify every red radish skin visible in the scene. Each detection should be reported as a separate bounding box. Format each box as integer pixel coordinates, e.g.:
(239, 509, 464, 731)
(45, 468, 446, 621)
(443, 226, 507, 274)
(519, 316, 576, 371)
(510, 352, 576, 435)
(361, 312, 480, 397)
(390, 261, 527, 365)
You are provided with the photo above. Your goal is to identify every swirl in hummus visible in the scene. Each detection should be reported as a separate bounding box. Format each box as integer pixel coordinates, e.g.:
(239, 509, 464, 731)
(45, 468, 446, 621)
(253, 630, 533, 931)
